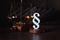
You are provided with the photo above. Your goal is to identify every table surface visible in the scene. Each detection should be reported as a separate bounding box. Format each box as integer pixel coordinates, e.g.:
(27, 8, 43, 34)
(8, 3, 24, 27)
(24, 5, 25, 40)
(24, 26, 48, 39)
(0, 29, 60, 40)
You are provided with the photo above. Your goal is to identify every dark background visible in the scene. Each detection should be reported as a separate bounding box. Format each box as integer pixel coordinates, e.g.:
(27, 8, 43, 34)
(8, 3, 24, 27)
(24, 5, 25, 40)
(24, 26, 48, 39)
(1, 0, 60, 32)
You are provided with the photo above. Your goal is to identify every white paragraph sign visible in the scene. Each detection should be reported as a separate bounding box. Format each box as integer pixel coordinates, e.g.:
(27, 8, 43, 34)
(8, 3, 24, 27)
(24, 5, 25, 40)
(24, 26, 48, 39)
(32, 13, 40, 29)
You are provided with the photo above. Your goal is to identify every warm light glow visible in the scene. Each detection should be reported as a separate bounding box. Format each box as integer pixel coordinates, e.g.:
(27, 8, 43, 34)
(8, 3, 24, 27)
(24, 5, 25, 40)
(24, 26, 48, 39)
(17, 26, 22, 31)
(12, 16, 15, 18)
(8, 17, 12, 19)
(12, 16, 17, 19)
(29, 28, 40, 33)
(26, 16, 30, 19)
(17, 22, 21, 24)
(16, 21, 23, 25)
(31, 16, 34, 18)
